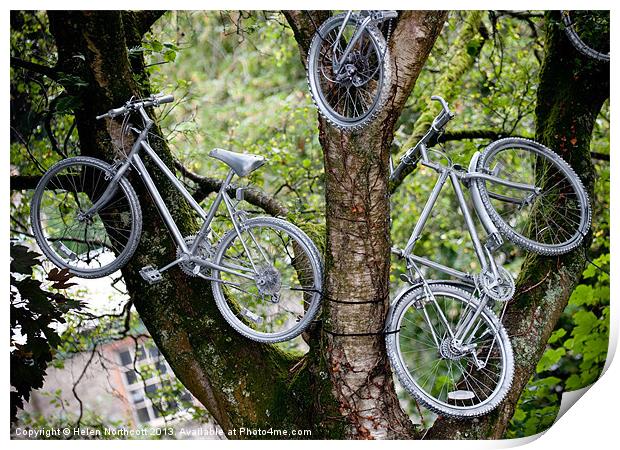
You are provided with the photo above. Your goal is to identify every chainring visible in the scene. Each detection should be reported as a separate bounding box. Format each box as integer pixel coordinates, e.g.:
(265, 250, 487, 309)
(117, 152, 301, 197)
(479, 266, 515, 302)
(176, 235, 214, 277)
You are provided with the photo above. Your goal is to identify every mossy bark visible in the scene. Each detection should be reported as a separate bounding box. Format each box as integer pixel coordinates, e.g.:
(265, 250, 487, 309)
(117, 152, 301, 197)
(426, 11, 609, 439)
(390, 10, 487, 192)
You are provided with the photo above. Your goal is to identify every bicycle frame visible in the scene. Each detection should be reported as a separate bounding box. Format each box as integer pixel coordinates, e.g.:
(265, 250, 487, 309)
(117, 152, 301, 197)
(84, 107, 255, 281)
(395, 138, 540, 281)
(332, 10, 396, 72)
(332, 11, 373, 71)
(392, 138, 541, 345)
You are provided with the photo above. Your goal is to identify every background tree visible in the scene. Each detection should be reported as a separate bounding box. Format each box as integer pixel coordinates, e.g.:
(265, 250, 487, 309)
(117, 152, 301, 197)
(10, 10, 609, 439)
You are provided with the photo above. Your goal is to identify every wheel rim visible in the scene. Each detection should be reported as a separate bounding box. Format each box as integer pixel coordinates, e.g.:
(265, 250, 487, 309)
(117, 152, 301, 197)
(563, 11, 610, 62)
(215, 222, 321, 340)
(395, 290, 509, 411)
(310, 18, 384, 124)
(480, 143, 588, 251)
(35, 161, 136, 274)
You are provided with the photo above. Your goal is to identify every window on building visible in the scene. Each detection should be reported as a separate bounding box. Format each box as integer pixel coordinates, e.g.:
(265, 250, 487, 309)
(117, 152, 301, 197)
(116, 342, 194, 425)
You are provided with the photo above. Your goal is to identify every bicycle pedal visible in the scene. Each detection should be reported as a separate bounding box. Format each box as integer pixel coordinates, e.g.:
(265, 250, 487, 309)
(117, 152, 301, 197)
(399, 273, 414, 284)
(139, 265, 163, 285)
(241, 308, 263, 324)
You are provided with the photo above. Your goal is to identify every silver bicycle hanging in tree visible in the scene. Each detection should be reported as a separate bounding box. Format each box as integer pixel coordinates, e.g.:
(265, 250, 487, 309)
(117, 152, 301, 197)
(306, 10, 397, 130)
(385, 96, 591, 418)
(30, 93, 324, 344)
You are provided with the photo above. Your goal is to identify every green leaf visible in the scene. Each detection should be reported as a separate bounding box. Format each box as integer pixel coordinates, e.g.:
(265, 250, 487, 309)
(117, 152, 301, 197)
(55, 95, 82, 115)
(548, 328, 566, 344)
(536, 348, 566, 373)
(163, 49, 176, 63)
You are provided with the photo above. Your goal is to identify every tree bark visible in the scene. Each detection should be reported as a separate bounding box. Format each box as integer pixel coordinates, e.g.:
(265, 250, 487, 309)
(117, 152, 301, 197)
(426, 11, 609, 439)
(286, 10, 448, 438)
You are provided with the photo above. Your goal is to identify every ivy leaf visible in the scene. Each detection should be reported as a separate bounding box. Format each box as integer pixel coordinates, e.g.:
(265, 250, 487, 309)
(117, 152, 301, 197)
(536, 348, 566, 373)
(548, 328, 566, 344)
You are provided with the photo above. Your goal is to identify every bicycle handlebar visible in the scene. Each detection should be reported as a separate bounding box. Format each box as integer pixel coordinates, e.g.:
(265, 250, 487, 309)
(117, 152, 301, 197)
(96, 93, 175, 120)
(390, 95, 455, 182)
(430, 95, 454, 131)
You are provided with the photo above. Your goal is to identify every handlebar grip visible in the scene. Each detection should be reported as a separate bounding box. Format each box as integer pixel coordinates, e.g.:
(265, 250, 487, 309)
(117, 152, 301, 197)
(433, 110, 454, 130)
(390, 147, 421, 183)
(96, 106, 127, 120)
(156, 94, 174, 104)
(110, 106, 127, 117)
(390, 161, 409, 183)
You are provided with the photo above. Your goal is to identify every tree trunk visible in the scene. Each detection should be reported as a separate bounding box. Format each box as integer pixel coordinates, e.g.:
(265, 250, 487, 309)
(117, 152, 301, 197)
(286, 10, 447, 438)
(426, 11, 609, 439)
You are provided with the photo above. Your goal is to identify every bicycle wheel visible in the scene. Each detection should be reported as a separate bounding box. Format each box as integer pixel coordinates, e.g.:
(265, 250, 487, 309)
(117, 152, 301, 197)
(562, 11, 610, 62)
(307, 13, 391, 130)
(31, 156, 142, 278)
(211, 217, 323, 343)
(476, 138, 591, 255)
(386, 284, 514, 418)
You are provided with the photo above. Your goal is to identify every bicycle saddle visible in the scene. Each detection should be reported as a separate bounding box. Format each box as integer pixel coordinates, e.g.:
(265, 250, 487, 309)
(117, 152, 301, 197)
(209, 148, 266, 177)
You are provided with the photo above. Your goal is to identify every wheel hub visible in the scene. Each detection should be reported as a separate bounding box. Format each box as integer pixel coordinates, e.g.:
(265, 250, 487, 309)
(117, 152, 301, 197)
(335, 51, 370, 87)
(77, 211, 93, 224)
(439, 338, 467, 360)
(255, 266, 282, 297)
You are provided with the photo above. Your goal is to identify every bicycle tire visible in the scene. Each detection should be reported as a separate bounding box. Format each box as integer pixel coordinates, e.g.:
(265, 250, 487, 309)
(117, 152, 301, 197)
(211, 217, 323, 343)
(562, 11, 610, 62)
(476, 138, 591, 256)
(386, 283, 514, 418)
(307, 13, 391, 131)
(30, 156, 142, 278)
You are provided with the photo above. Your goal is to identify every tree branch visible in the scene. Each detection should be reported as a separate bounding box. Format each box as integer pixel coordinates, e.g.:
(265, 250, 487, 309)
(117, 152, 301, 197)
(283, 11, 331, 66)
(173, 159, 288, 217)
(439, 130, 609, 162)
(10, 56, 59, 81)
(10, 175, 41, 191)
(495, 10, 545, 19)
(133, 11, 166, 36)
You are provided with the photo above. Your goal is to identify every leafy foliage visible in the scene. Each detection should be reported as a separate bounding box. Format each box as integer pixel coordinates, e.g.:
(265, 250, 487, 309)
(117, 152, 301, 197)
(10, 243, 84, 423)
